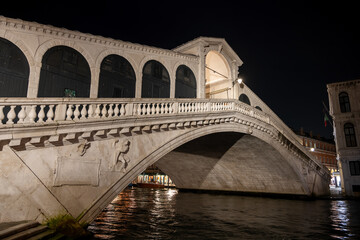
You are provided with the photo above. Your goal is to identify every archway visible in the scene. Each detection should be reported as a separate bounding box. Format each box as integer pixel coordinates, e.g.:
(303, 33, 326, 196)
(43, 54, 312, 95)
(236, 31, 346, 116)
(205, 51, 231, 99)
(141, 60, 170, 98)
(98, 54, 136, 98)
(80, 125, 308, 223)
(239, 94, 251, 105)
(0, 37, 29, 97)
(38, 46, 91, 97)
(175, 65, 196, 98)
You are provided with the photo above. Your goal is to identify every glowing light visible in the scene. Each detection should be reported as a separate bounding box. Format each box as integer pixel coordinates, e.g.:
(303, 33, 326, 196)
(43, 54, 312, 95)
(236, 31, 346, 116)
(237, 78, 243, 84)
(310, 147, 315, 152)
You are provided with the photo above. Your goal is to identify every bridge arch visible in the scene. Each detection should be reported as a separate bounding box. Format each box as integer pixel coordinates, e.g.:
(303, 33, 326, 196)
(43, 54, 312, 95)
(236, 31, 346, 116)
(34, 40, 94, 97)
(0, 37, 30, 97)
(98, 54, 136, 98)
(141, 60, 171, 98)
(175, 64, 197, 98)
(81, 123, 309, 222)
(37, 45, 91, 97)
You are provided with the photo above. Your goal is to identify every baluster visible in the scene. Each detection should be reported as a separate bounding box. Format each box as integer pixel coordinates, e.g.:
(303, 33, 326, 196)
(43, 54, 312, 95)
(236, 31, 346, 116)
(120, 103, 125, 116)
(169, 103, 173, 113)
(94, 104, 101, 118)
(66, 105, 74, 120)
(0, 106, 4, 124)
(101, 104, 108, 118)
(146, 103, 151, 115)
(80, 104, 87, 120)
(137, 103, 142, 115)
(17, 106, 26, 123)
(155, 103, 160, 114)
(6, 105, 16, 124)
(28, 105, 37, 123)
(88, 104, 94, 118)
(73, 105, 80, 120)
(108, 104, 114, 118)
(38, 105, 46, 122)
(164, 103, 169, 114)
(151, 103, 156, 114)
(114, 104, 120, 117)
(191, 103, 195, 112)
(47, 105, 55, 122)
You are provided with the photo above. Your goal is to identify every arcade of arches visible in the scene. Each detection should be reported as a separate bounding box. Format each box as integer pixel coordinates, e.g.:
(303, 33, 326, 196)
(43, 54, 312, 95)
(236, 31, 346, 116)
(0, 39, 197, 99)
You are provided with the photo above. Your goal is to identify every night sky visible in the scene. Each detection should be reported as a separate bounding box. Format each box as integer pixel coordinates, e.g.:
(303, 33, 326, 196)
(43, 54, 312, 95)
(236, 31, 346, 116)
(2, 1, 360, 139)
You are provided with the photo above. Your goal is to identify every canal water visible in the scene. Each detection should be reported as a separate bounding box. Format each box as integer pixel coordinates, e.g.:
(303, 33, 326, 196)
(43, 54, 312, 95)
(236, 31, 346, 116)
(88, 187, 360, 239)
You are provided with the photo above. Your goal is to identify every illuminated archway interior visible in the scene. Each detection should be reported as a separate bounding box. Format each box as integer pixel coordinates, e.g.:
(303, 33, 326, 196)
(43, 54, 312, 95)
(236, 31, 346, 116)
(205, 51, 231, 99)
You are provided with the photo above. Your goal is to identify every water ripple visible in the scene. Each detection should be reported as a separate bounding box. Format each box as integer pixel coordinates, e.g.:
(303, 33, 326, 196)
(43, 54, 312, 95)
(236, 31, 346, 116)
(88, 188, 360, 239)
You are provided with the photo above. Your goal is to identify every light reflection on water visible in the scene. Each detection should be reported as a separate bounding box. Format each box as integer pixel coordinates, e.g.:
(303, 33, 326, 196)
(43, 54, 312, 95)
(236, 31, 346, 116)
(88, 188, 360, 239)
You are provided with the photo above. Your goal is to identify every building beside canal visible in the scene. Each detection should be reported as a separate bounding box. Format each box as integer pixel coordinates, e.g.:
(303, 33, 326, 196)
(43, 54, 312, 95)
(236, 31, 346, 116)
(327, 79, 360, 197)
(295, 129, 339, 187)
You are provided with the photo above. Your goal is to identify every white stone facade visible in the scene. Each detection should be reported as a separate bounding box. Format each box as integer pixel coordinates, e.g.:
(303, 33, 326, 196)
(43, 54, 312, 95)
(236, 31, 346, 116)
(327, 79, 360, 197)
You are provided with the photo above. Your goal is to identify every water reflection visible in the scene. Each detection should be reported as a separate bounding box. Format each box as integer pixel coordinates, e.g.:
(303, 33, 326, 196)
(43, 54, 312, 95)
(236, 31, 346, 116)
(330, 200, 355, 239)
(88, 188, 360, 239)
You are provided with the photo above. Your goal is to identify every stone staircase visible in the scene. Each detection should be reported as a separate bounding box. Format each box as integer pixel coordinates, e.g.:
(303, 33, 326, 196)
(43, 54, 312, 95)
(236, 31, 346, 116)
(0, 221, 56, 240)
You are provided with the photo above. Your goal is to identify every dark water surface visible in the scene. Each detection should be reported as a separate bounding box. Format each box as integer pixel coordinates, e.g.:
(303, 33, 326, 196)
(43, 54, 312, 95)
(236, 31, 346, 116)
(88, 188, 360, 239)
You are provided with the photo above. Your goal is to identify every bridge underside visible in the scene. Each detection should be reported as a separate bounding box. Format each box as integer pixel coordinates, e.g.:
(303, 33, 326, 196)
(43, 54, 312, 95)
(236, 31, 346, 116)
(156, 132, 306, 195)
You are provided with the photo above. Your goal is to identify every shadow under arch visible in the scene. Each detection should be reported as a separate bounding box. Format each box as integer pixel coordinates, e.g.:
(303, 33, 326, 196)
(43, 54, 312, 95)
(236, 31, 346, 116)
(81, 123, 308, 223)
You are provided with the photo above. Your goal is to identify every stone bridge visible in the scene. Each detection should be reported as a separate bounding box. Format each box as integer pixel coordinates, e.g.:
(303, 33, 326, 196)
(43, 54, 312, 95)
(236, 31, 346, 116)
(0, 16, 330, 224)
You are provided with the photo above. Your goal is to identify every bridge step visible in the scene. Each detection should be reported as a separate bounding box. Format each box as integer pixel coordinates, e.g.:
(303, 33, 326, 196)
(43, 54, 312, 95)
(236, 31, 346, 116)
(0, 221, 53, 240)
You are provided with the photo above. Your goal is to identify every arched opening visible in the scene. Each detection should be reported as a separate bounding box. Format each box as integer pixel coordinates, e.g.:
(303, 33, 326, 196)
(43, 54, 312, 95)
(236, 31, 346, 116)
(339, 92, 351, 113)
(141, 60, 170, 98)
(239, 94, 251, 105)
(38, 46, 91, 97)
(0, 38, 29, 97)
(205, 51, 230, 99)
(175, 65, 196, 98)
(98, 54, 136, 98)
(255, 106, 262, 111)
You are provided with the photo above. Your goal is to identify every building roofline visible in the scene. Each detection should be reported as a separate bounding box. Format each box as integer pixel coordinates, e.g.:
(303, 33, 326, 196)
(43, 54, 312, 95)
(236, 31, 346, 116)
(327, 79, 360, 88)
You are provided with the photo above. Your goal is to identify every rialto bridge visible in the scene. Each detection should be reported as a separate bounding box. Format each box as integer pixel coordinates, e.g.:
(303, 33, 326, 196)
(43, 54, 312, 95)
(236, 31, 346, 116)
(0, 16, 330, 223)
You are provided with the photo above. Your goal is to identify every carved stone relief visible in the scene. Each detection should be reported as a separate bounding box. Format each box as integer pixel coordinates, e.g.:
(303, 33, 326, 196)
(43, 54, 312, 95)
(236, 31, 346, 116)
(111, 138, 131, 172)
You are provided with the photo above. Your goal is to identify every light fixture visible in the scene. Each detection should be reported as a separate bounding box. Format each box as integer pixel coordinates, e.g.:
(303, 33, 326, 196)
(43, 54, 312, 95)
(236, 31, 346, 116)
(310, 147, 315, 152)
(237, 78, 243, 84)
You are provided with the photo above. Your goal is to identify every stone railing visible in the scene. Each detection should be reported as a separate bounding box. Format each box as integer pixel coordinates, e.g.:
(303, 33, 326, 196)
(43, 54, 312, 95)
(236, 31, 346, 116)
(0, 98, 266, 125)
(0, 97, 329, 179)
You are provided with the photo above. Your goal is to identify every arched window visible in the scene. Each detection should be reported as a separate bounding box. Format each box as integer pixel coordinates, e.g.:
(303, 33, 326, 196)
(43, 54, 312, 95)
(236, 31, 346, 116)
(98, 55, 136, 98)
(38, 46, 91, 97)
(344, 123, 357, 147)
(141, 60, 170, 98)
(239, 94, 251, 105)
(0, 38, 29, 97)
(339, 92, 351, 113)
(175, 65, 196, 98)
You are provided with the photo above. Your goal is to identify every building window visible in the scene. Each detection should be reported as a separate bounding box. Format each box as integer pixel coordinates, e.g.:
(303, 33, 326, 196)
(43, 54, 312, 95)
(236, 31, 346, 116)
(339, 92, 351, 113)
(344, 123, 357, 147)
(349, 161, 360, 175)
(352, 185, 360, 192)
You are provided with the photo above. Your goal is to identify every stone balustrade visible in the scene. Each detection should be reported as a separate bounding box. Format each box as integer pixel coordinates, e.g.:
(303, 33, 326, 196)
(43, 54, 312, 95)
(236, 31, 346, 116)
(0, 98, 268, 125)
(0, 97, 329, 180)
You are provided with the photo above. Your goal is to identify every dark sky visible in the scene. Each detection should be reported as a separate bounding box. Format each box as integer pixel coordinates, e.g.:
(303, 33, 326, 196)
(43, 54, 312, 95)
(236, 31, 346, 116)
(2, 1, 360, 139)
